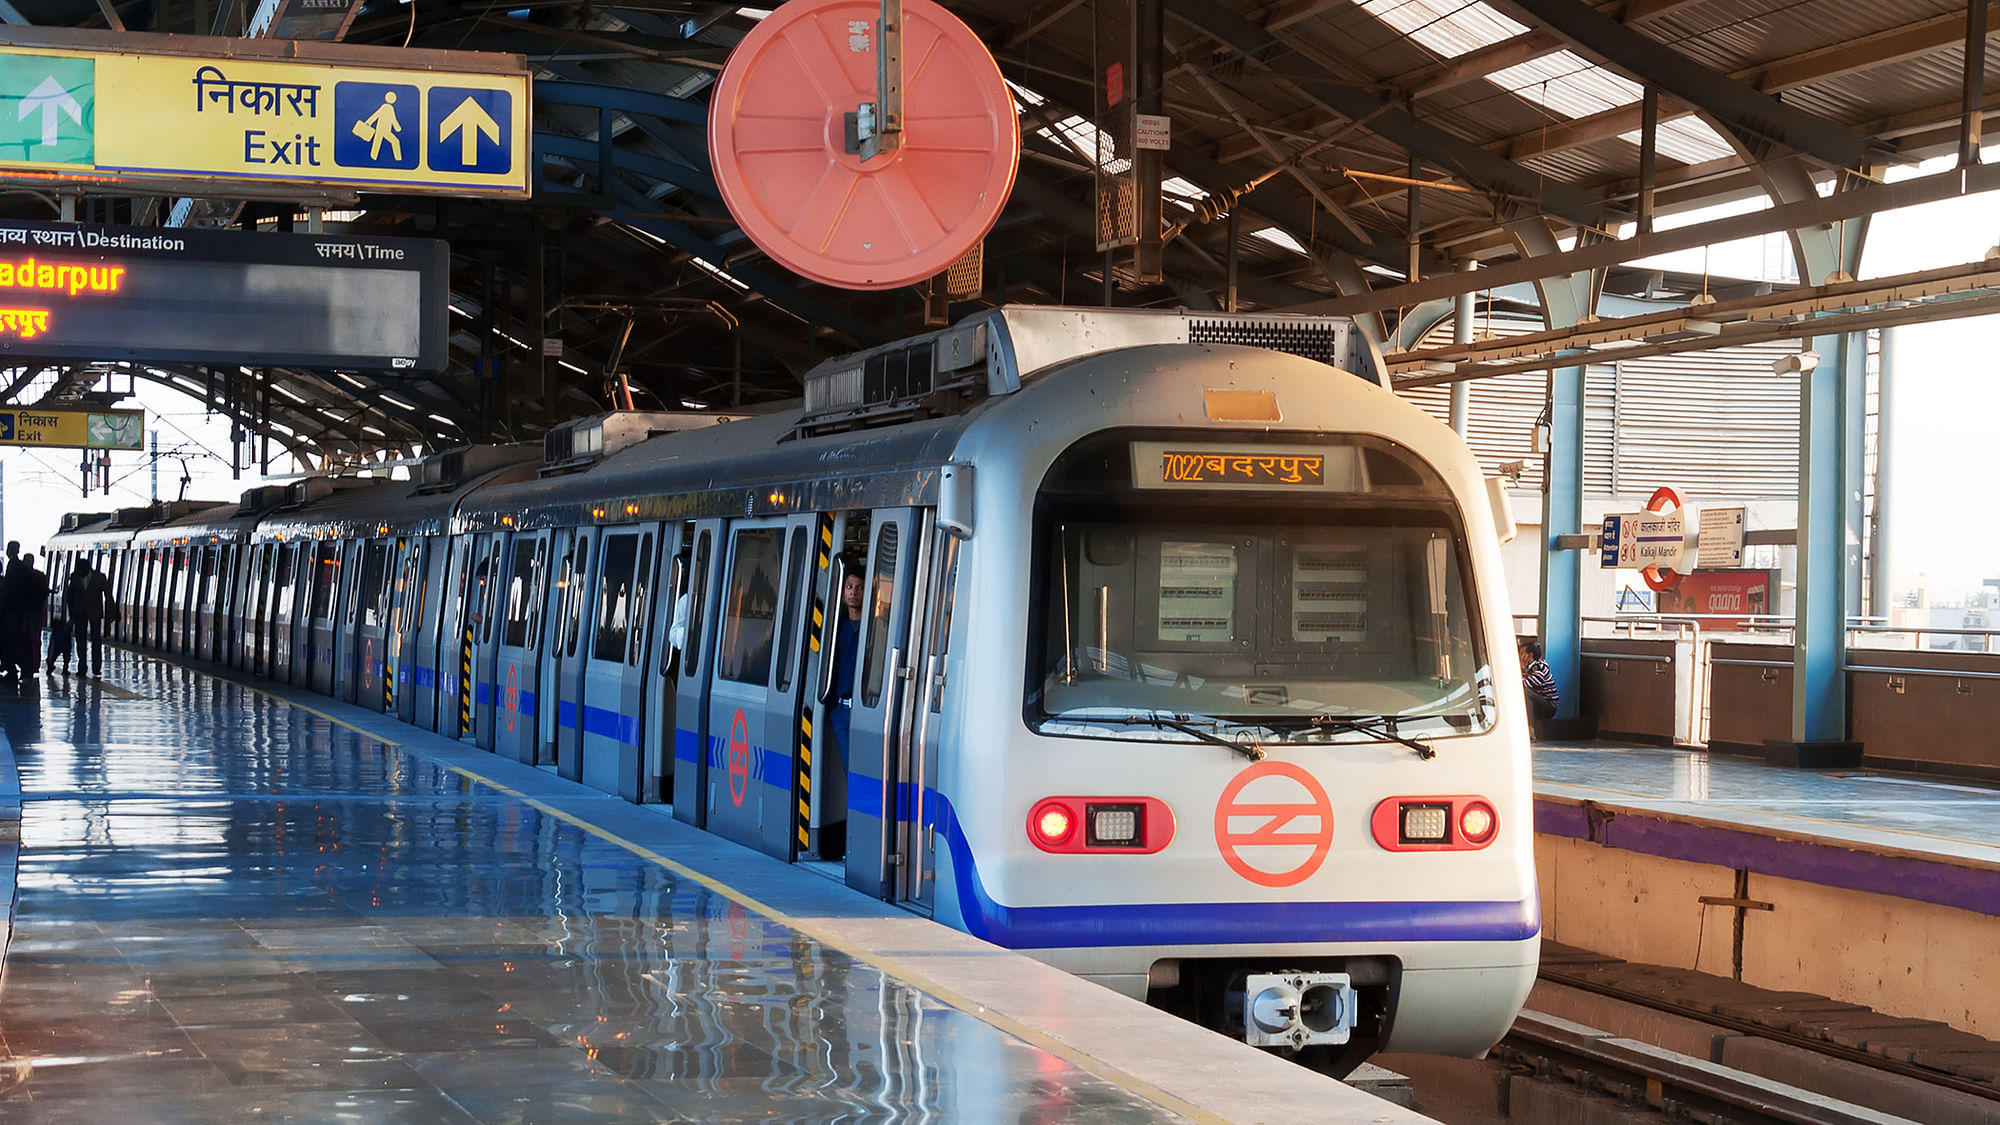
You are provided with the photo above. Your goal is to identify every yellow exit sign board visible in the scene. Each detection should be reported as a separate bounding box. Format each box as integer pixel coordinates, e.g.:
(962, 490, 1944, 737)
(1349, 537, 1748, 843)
(0, 29, 528, 198)
(0, 407, 142, 450)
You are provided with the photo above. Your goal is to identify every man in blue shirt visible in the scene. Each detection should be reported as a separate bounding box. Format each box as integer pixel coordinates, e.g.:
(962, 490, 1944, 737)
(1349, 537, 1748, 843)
(829, 560, 864, 753)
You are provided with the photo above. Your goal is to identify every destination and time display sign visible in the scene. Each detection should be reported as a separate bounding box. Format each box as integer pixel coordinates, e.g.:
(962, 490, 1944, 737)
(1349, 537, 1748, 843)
(0, 29, 527, 197)
(0, 219, 448, 372)
(1131, 442, 1359, 491)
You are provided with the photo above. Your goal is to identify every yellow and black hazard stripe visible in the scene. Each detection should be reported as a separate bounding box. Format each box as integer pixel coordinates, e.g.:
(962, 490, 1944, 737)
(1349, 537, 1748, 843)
(458, 623, 474, 736)
(795, 512, 835, 853)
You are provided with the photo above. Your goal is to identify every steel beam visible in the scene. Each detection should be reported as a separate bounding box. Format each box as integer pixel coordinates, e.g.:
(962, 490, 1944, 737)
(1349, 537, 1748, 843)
(1495, 0, 1877, 170)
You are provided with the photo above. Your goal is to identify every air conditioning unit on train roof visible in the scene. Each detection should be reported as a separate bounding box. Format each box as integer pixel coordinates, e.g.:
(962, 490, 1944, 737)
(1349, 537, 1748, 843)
(59, 512, 112, 533)
(540, 411, 747, 476)
(418, 442, 538, 493)
(284, 477, 336, 507)
(794, 305, 1372, 438)
(237, 485, 290, 515)
(153, 498, 223, 521)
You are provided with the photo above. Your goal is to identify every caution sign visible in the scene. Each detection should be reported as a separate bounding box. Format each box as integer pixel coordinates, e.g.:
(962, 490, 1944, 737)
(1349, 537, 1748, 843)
(0, 30, 528, 198)
(1213, 760, 1334, 888)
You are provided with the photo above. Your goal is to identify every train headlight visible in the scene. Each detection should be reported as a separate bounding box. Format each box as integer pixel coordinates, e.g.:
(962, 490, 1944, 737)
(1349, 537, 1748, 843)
(1459, 802, 1497, 844)
(1028, 797, 1174, 853)
(1370, 796, 1500, 851)
(1029, 801, 1076, 848)
(1399, 803, 1450, 844)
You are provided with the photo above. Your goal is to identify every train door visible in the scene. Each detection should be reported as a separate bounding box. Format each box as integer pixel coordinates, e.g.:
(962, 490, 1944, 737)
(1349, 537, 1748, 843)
(307, 540, 341, 695)
(492, 531, 550, 763)
(469, 533, 506, 749)
(432, 537, 473, 736)
(546, 528, 595, 779)
(670, 520, 722, 825)
(268, 544, 296, 683)
(129, 550, 150, 646)
(844, 508, 932, 900)
(164, 547, 186, 653)
(390, 537, 429, 722)
(897, 526, 959, 911)
(351, 539, 390, 708)
(328, 540, 361, 701)
(241, 545, 265, 671)
(700, 517, 813, 857)
(208, 544, 230, 663)
(578, 527, 649, 795)
(640, 524, 690, 805)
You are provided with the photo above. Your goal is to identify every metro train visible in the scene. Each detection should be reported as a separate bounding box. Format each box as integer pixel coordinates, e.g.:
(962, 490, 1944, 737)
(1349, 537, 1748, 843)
(48, 306, 1539, 1072)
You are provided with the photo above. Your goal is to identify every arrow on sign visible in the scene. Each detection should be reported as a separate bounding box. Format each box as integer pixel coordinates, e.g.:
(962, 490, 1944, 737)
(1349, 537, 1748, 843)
(18, 76, 83, 149)
(0, 413, 14, 441)
(437, 96, 499, 166)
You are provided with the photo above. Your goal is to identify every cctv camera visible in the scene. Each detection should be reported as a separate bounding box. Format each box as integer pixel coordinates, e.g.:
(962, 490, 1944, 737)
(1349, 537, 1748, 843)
(1771, 350, 1820, 375)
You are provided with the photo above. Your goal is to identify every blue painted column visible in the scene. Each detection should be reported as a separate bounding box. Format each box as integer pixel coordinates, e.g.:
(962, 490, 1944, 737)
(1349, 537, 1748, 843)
(1792, 330, 1862, 742)
(1537, 353, 1587, 719)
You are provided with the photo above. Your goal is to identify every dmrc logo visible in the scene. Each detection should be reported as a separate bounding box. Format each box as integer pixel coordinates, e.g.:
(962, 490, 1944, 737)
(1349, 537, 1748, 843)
(1213, 760, 1335, 888)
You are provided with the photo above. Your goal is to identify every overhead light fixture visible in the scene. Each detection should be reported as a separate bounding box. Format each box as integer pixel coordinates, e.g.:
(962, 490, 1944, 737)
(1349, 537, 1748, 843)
(1772, 350, 1820, 375)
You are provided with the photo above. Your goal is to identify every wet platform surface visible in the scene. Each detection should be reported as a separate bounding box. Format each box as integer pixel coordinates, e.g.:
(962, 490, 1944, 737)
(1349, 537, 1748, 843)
(0, 657, 1410, 1124)
(1535, 741, 2000, 863)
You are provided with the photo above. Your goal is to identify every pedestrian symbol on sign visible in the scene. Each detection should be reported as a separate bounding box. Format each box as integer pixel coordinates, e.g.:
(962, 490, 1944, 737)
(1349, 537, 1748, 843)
(332, 82, 420, 170)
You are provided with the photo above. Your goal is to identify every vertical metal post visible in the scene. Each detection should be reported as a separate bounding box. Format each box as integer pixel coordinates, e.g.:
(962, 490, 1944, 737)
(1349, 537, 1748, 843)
(1406, 155, 1422, 282)
(1963, 0, 1989, 167)
(1793, 331, 1857, 744)
(149, 432, 158, 502)
(1103, 250, 1115, 306)
(1538, 353, 1587, 721)
(1225, 210, 1240, 313)
(1639, 88, 1659, 235)
(1450, 261, 1474, 436)
(1870, 327, 1895, 622)
(260, 370, 270, 475)
(1132, 0, 1163, 283)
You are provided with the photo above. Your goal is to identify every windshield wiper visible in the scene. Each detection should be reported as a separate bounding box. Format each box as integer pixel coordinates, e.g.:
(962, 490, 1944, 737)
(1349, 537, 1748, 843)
(1308, 714, 1436, 761)
(1048, 711, 1266, 761)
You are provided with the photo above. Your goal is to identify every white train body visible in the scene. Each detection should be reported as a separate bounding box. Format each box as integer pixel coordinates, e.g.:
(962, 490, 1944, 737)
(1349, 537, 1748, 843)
(50, 307, 1538, 1068)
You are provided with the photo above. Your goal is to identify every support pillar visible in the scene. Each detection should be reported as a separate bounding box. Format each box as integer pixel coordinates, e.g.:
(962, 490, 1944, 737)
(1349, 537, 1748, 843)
(1538, 352, 1588, 730)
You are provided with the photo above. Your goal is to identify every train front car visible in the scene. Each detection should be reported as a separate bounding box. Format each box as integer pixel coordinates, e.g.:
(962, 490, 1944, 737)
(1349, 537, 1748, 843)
(933, 316, 1537, 1072)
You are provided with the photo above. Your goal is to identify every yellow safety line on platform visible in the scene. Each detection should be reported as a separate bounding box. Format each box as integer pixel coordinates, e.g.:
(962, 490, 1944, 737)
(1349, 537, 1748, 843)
(220, 673, 1227, 1125)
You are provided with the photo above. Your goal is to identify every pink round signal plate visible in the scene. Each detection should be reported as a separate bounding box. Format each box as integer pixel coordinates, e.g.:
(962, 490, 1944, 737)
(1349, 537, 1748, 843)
(708, 0, 1022, 291)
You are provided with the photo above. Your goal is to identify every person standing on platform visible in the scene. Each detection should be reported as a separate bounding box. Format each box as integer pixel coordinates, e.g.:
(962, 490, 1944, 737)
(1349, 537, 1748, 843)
(1519, 636, 1559, 726)
(10, 551, 45, 679)
(64, 560, 114, 677)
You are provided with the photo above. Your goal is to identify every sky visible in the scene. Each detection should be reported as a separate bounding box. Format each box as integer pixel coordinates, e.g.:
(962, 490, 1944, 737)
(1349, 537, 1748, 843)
(2, 158, 1996, 593)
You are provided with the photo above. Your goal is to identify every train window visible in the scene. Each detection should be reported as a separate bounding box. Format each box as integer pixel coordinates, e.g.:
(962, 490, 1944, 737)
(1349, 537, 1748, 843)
(273, 545, 296, 619)
(503, 539, 538, 648)
(1033, 514, 1490, 739)
(358, 543, 388, 628)
(565, 539, 590, 658)
(717, 528, 782, 687)
(593, 534, 638, 663)
(310, 543, 339, 624)
(628, 534, 654, 669)
(861, 523, 900, 707)
(683, 531, 711, 676)
(774, 527, 808, 692)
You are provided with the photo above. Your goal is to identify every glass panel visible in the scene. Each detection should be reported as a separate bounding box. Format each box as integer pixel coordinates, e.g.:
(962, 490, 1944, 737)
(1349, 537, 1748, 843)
(628, 535, 654, 668)
(565, 539, 590, 658)
(593, 535, 638, 664)
(717, 528, 783, 687)
(861, 522, 900, 707)
(526, 541, 547, 641)
(928, 536, 960, 713)
(310, 543, 338, 624)
(1034, 515, 1488, 737)
(775, 527, 808, 692)
(502, 540, 537, 648)
(684, 532, 711, 676)
(357, 543, 388, 628)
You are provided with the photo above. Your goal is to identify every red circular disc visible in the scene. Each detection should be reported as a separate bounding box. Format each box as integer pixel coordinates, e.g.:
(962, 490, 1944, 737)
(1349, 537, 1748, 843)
(708, 0, 1021, 291)
(1641, 486, 1686, 591)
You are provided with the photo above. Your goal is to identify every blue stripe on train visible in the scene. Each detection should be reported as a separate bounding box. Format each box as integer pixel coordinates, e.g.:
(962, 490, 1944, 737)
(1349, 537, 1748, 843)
(929, 794, 1541, 949)
(556, 701, 641, 747)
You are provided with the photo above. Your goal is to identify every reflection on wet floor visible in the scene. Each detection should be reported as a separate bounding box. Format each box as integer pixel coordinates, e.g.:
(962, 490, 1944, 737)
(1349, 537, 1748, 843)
(0, 661, 1183, 1123)
(1536, 742, 2000, 850)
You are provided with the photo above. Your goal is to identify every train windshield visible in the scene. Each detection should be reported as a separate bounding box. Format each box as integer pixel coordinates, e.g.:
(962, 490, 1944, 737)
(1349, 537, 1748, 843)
(1030, 433, 1495, 742)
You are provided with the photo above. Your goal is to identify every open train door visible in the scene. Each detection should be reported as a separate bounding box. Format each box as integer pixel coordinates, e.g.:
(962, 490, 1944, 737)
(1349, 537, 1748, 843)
(670, 520, 722, 826)
(577, 525, 660, 800)
(545, 526, 596, 781)
(844, 507, 933, 901)
(494, 531, 551, 764)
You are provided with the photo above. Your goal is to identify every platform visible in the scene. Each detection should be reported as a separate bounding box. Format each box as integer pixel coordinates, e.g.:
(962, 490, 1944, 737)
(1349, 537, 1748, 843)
(1532, 739, 2000, 1042)
(0, 655, 1430, 1124)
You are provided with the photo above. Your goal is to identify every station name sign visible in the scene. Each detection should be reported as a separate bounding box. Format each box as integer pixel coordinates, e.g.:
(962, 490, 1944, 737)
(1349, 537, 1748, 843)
(0, 28, 528, 198)
(0, 219, 448, 372)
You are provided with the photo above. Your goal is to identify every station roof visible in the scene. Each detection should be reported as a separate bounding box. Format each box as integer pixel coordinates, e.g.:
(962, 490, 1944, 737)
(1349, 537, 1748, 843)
(2, 0, 1994, 465)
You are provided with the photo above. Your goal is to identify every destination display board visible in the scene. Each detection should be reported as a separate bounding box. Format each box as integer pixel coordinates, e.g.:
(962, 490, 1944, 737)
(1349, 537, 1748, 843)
(0, 30, 528, 198)
(0, 406, 143, 450)
(0, 219, 448, 372)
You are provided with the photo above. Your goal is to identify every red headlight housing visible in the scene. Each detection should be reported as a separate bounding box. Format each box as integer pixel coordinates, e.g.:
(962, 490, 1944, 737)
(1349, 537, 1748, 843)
(1369, 795, 1500, 851)
(1027, 797, 1175, 854)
